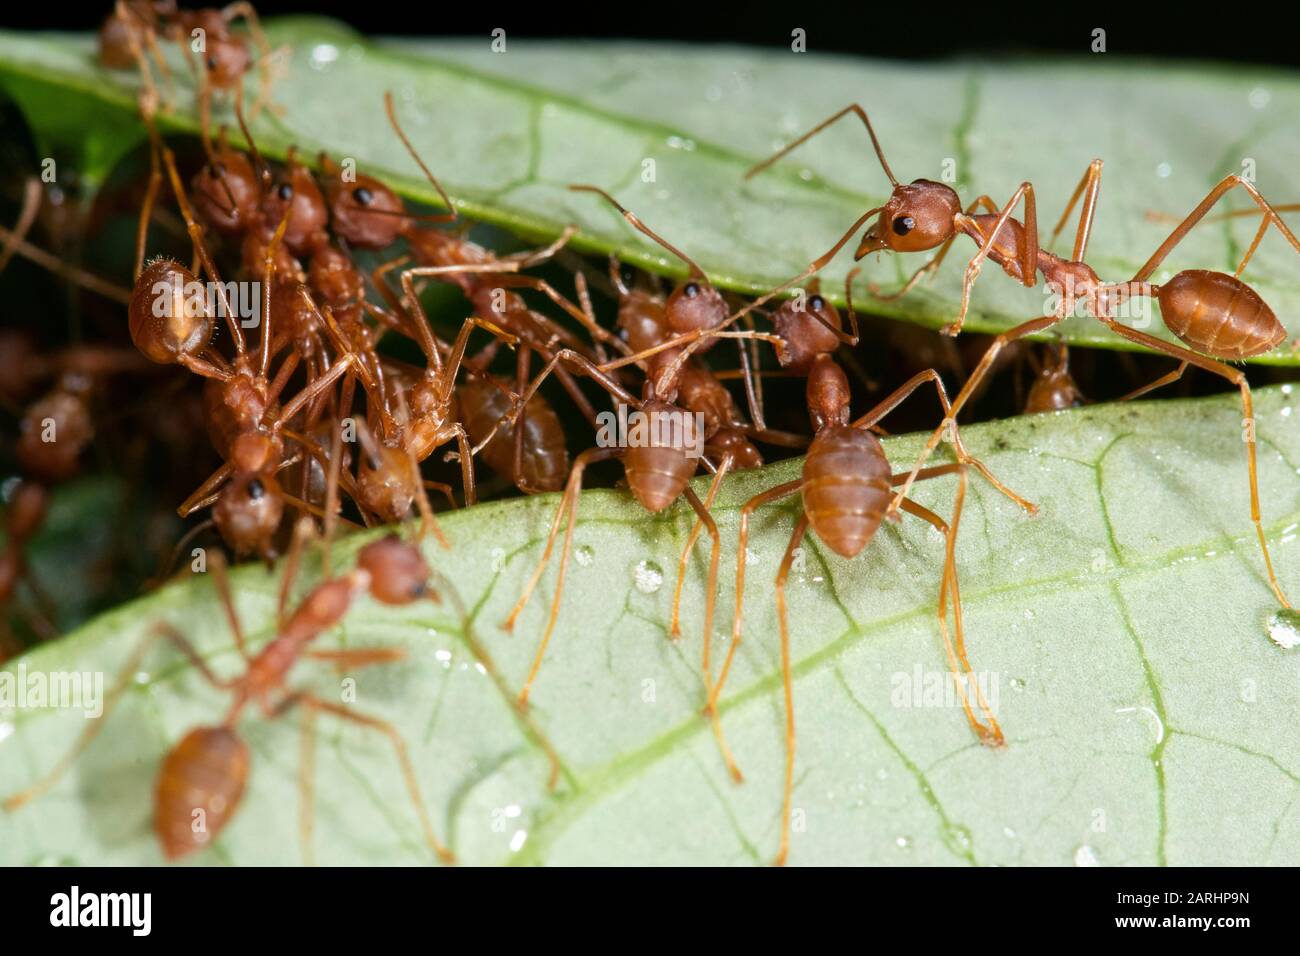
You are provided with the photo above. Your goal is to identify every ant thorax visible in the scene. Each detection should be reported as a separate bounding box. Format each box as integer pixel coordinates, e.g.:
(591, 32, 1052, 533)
(1039, 254, 1103, 318)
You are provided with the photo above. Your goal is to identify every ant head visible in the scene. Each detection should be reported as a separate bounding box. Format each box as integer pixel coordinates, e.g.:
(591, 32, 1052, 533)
(130, 258, 214, 366)
(357, 535, 432, 605)
(708, 428, 764, 471)
(192, 148, 261, 236)
(856, 180, 960, 257)
(664, 278, 728, 341)
(771, 288, 843, 374)
(260, 161, 330, 257)
(326, 172, 408, 250)
(202, 37, 251, 90)
(97, 7, 148, 70)
(357, 444, 418, 524)
(213, 471, 284, 557)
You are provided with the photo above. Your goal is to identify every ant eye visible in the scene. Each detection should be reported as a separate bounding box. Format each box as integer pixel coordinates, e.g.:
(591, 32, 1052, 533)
(809, 295, 825, 311)
(206, 57, 217, 71)
(353, 187, 374, 206)
(277, 183, 293, 200)
(892, 216, 916, 236)
(247, 478, 265, 500)
(410, 580, 427, 598)
(683, 282, 700, 298)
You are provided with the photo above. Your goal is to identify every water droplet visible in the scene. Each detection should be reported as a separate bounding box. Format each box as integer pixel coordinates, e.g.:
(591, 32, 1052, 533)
(895, 836, 912, 849)
(1023, 608, 1035, 621)
(1074, 844, 1100, 867)
(435, 649, 453, 668)
(1010, 677, 1026, 691)
(1266, 609, 1300, 650)
(509, 829, 528, 852)
(0, 720, 13, 745)
(633, 560, 664, 594)
(665, 135, 696, 151)
(575, 545, 594, 567)
(1003, 827, 1017, 839)
(309, 43, 340, 71)
(1249, 87, 1271, 110)
(1155, 162, 1172, 178)
(132, 670, 151, 686)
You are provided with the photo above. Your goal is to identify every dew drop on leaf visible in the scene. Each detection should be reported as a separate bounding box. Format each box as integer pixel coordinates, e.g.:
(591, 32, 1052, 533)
(633, 560, 664, 594)
(1266, 609, 1300, 650)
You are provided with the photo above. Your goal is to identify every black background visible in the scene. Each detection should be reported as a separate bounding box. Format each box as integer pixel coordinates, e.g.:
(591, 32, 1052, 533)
(4, 1, 1299, 69)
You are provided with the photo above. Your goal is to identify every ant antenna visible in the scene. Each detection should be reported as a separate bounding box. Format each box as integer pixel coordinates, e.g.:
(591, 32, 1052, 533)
(569, 184, 708, 280)
(384, 91, 458, 222)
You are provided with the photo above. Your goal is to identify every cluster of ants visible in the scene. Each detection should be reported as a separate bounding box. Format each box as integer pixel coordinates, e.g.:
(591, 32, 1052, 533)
(2, 3, 1298, 867)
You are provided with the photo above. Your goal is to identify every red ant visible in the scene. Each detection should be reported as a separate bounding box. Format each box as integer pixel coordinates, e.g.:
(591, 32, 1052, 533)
(744, 103, 1300, 609)
(707, 281, 1005, 866)
(3, 469, 451, 862)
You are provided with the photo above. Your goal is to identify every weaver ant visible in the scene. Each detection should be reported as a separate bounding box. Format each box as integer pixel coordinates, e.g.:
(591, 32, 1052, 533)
(745, 103, 1300, 610)
(691, 271, 1007, 864)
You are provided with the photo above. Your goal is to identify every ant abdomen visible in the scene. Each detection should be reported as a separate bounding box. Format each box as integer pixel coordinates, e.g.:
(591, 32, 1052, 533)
(130, 259, 214, 365)
(357, 536, 431, 605)
(621, 399, 699, 513)
(17, 387, 94, 483)
(458, 377, 569, 493)
(154, 725, 250, 860)
(1157, 269, 1285, 360)
(802, 426, 893, 559)
(213, 472, 285, 556)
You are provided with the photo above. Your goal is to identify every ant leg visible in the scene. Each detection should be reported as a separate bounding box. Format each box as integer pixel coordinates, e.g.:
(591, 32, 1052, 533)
(889, 314, 1061, 515)
(1133, 175, 1300, 283)
(0, 178, 42, 274)
(208, 550, 252, 659)
(737, 312, 768, 430)
(492, 273, 627, 355)
(853, 369, 1032, 515)
(743, 103, 900, 187)
(772, 515, 810, 867)
(670, 456, 732, 646)
(1097, 315, 1292, 608)
(874, 195, 999, 301)
(1117, 361, 1190, 403)
(220, 3, 277, 120)
(275, 517, 315, 631)
(500, 223, 579, 269)
(179, 462, 235, 517)
(1046, 159, 1104, 260)
(512, 447, 620, 708)
(283, 692, 455, 865)
(947, 181, 1040, 336)
(0, 224, 132, 305)
(708, 479, 803, 715)
(2, 621, 230, 811)
(896, 466, 1005, 746)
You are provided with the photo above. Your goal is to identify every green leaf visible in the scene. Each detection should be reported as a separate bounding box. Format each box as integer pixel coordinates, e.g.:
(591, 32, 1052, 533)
(3, 386, 1299, 865)
(2, 19, 1300, 360)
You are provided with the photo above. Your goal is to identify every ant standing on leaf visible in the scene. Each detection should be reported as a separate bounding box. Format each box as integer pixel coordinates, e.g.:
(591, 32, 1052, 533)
(2, 427, 456, 863)
(743, 102, 1300, 612)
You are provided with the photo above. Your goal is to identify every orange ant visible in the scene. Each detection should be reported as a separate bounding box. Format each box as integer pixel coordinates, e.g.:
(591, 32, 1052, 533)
(708, 277, 1004, 866)
(3, 450, 451, 862)
(742, 103, 1300, 609)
